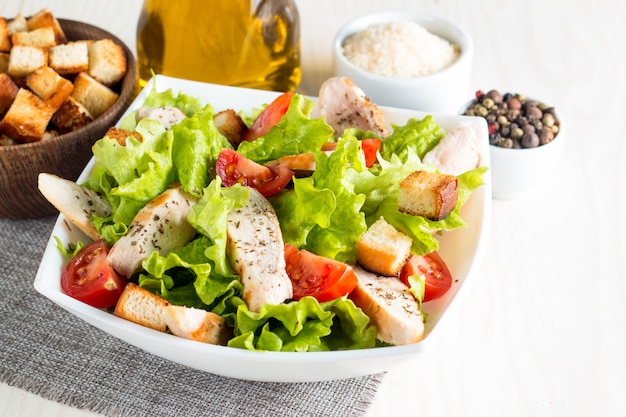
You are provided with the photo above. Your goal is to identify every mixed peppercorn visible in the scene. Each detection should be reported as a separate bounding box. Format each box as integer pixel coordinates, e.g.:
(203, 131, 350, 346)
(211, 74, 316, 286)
(463, 90, 560, 149)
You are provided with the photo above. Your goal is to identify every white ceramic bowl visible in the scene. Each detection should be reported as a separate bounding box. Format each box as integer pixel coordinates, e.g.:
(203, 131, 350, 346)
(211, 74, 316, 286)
(34, 75, 492, 383)
(461, 96, 565, 200)
(489, 129, 565, 200)
(332, 10, 473, 114)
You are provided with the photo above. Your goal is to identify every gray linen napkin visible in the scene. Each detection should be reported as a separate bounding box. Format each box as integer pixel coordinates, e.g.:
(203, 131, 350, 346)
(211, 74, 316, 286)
(0, 217, 384, 417)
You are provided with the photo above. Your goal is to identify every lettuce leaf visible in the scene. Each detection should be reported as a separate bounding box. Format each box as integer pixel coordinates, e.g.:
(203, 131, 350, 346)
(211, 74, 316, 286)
(380, 115, 445, 162)
(87, 118, 175, 231)
(227, 296, 376, 352)
(272, 135, 367, 262)
(170, 106, 233, 197)
(237, 94, 334, 163)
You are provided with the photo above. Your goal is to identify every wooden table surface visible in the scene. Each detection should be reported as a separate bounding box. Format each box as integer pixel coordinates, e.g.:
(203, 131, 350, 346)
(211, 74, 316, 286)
(2, 0, 625, 416)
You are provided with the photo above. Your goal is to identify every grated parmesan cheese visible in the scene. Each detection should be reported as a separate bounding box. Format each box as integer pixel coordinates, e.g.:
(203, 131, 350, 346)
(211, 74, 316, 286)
(342, 21, 460, 78)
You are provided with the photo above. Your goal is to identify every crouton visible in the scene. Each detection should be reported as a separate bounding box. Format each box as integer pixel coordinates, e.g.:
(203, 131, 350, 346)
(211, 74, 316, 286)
(398, 170, 458, 221)
(165, 305, 231, 345)
(356, 217, 413, 277)
(49, 41, 89, 75)
(0, 134, 17, 146)
(71, 71, 119, 118)
(7, 14, 28, 35)
(7, 44, 48, 77)
(0, 73, 18, 118)
(10, 27, 56, 48)
(0, 52, 9, 72)
(103, 126, 142, 145)
(214, 109, 248, 147)
(25, 66, 73, 112)
(88, 39, 126, 86)
(51, 97, 93, 134)
(0, 88, 54, 143)
(26, 8, 67, 44)
(0, 18, 11, 53)
(114, 283, 169, 332)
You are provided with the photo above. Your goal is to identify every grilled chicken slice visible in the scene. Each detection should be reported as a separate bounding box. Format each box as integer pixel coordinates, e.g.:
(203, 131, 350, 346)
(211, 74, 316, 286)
(267, 153, 317, 177)
(226, 187, 293, 312)
(318, 77, 388, 137)
(422, 126, 482, 176)
(107, 185, 198, 278)
(350, 266, 424, 345)
(136, 106, 186, 130)
(165, 305, 231, 345)
(37, 173, 112, 240)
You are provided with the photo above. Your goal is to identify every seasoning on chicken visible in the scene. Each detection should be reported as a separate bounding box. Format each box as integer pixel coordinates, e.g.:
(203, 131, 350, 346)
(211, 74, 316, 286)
(226, 187, 293, 312)
(422, 125, 482, 176)
(318, 76, 388, 137)
(350, 266, 424, 345)
(107, 184, 198, 277)
(37, 173, 112, 241)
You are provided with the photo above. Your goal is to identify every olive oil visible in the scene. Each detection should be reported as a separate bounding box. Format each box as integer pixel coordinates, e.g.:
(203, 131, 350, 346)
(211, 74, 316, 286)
(136, 0, 301, 91)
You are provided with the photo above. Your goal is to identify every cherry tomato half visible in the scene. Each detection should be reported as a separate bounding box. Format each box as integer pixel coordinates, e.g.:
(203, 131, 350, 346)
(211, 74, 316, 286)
(400, 252, 453, 302)
(284, 244, 358, 302)
(240, 91, 293, 142)
(321, 138, 381, 168)
(215, 149, 293, 197)
(61, 239, 127, 309)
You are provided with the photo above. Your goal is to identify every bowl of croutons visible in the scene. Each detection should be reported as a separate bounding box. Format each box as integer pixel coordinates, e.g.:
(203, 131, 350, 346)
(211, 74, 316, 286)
(0, 9, 136, 218)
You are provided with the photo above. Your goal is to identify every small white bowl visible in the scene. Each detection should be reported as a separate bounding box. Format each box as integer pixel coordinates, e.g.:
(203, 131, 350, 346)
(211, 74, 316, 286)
(332, 11, 473, 113)
(461, 96, 565, 200)
(489, 128, 565, 200)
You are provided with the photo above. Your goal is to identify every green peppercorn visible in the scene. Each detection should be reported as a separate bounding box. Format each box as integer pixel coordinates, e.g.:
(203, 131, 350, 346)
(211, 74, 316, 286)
(511, 127, 524, 139)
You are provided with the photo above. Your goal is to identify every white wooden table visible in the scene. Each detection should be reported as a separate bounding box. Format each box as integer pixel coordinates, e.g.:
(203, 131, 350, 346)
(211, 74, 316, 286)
(2, 0, 625, 416)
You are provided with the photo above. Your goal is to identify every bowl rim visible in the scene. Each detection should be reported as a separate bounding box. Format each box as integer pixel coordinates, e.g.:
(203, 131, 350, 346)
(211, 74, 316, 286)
(332, 10, 474, 84)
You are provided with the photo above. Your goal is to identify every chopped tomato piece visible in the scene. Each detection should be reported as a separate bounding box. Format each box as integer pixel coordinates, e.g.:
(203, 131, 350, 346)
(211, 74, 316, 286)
(400, 252, 453, 302)
(360, 138, 381, 167)
(241, 91, 293, 142)
(215, 148, 293, 197)
(284, 244, 358, 302)
(321, 138, 381, 167)
(61, 239, 127, 309)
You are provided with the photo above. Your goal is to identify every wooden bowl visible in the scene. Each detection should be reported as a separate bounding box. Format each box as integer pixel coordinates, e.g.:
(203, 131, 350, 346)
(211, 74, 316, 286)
(0, 19, 137, 219)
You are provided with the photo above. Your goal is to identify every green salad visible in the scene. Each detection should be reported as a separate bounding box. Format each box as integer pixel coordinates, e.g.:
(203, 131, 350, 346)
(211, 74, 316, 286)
(62, 83, 486, 352)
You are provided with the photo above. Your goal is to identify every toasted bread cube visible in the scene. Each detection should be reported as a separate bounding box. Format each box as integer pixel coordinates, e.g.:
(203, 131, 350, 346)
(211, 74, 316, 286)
(7, 44, 48, 77)
(10, 27, 56, 48)
(0, 18, 11, 53)
(0, 52, 9, 73)
(398, 170, 458, 221)
(7, 14, 28, 35)
(49, 42, 89, 75)
(26, 8, 67, 44)
(114, 283, 169, 332)
(88, 39, 127, 86)
(0, 134, 17, 146)
(356, 217, 413, 277)
(0, 88, 54, 143)
(26, 66, 73, 112)
(0, 73, 19, 117)
(103, 126, 142, 145)
(52, 97, 93, 134)
(71, 72, 119, 118)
